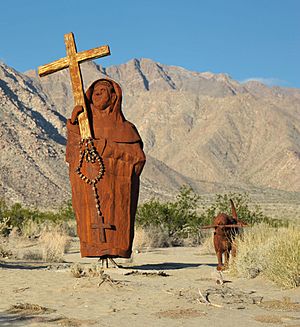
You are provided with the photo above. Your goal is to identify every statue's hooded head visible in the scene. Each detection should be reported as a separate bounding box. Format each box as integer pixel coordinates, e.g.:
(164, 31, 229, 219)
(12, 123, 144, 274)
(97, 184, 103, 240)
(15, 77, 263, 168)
(84, 78, 140, 142)
(85, 78, 125, 124)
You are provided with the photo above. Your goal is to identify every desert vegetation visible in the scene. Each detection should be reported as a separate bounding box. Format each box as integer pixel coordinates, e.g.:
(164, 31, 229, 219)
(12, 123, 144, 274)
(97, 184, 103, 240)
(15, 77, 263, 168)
(1, 187, 299, 288)
(0, 198, 75, 235)
(0, 186, 289, 245)
(231, 224, 300, 288)
(0, 199, 74, 262)
(135, 185, 288, 248)
(135, 187, 299, 288)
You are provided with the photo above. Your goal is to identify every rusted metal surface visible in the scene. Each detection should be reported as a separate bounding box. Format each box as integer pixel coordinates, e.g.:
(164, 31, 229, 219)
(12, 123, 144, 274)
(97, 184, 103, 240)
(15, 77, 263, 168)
(91, 215, 114, 243)
(66, 79, 146, 258)
(38, 32, 110, 139)
(38, 34, 145, 259)
(212, 200, 248, 271)
(200, 224, 248, 229)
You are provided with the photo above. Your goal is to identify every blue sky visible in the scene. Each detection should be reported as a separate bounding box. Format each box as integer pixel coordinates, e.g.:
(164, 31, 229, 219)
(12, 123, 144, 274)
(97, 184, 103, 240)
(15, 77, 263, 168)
(0, 0, 299, 88)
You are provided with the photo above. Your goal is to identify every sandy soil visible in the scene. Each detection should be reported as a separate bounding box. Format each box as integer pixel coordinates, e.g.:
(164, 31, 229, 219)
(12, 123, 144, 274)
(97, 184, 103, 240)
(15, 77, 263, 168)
(1, 243, 300, 327)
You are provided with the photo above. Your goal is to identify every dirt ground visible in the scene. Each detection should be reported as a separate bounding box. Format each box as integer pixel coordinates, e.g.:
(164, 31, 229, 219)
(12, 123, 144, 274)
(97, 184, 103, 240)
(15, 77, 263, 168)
(1, 243, 300, 327)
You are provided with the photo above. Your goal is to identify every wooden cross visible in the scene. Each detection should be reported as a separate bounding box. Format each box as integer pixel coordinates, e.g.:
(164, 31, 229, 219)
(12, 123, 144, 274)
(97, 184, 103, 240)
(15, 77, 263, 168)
(38, 32, 110, 139)
(91, 215, 114, 243)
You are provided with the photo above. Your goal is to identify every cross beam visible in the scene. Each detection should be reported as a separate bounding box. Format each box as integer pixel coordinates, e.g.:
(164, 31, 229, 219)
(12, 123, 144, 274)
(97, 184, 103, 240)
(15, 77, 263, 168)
(91, 215, 114, 243)
(38, 32, 110, 139)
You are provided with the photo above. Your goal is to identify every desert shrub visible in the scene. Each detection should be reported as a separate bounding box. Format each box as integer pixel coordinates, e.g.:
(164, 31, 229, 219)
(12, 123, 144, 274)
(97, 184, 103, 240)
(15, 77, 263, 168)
(0, 216, 12, 236)
(232, 224, 300, 288)
(0, 198, 75, 236)
(136, 187, 283, 247)
(136, 185, 202, 245)
(198, 193, 287, 227)
(133, 225, 171, 250)
(0, 236, 13, 258)
(198, 232, 215, 255)
(12, 222, 71, 262)
(21, 218, 77, 239)
(57, 200, 76, 222)
(231, 224, 274, 278)
(21, 220, 44, 238)
(264, 227, 300, 288)
(39, 226, 71, 262)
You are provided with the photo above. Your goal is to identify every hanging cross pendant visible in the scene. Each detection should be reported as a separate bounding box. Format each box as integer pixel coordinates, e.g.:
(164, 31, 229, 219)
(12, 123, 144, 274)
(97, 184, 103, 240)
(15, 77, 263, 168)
(91, 215, 113, 243)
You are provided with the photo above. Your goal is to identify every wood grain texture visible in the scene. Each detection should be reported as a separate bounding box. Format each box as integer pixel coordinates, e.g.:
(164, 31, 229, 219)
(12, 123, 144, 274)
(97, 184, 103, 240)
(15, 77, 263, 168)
(76, 45, 110, 62)
(38, 46, 110, 77)
(38, 57, 69, 77)
(64, 33, 92, 139)
(38, 32, 111, 139)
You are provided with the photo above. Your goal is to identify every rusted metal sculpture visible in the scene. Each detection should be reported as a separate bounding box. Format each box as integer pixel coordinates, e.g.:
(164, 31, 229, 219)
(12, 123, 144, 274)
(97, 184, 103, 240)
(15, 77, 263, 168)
(201, 200, 247, 271)
(38, 33, 145, 265)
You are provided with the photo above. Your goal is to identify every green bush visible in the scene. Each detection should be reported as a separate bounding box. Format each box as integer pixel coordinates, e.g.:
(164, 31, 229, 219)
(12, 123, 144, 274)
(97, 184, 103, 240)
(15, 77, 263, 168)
(0, 198, 75, 236)
(136, 185, 202, 244)
(198, 193, 288, 227)
(136, 187, 288, 246)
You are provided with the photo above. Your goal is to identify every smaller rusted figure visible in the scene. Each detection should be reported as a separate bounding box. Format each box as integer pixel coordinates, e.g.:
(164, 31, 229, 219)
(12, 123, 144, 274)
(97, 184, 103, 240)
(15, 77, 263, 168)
(210, 200, 247, 271)
(201, 199, 248, 271)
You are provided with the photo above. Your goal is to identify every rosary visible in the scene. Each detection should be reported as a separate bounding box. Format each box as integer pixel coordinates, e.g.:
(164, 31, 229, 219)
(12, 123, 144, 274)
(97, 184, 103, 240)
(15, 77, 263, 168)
(75, 138, 105, 224)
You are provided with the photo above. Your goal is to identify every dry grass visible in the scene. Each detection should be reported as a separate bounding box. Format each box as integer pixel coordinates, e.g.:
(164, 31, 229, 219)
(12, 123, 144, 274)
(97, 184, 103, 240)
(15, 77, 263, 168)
(0, 217, 11, 233)
(21, 220, 42, 238)
(198, 232, 215, 255)
(39, 226, 71, 262)
(19, 225, 71, 262)
(21, 220, 77, 239)
(231, 224, 274, 277)
(0, 237, 13, 258)
(133, 226, 171, 251)
(263, 228, 300, 289)
(2, 221, 73, 262)
(70, 263, 104, 278)
(6, 303, 55, 315)
(232, 224, 300, 288)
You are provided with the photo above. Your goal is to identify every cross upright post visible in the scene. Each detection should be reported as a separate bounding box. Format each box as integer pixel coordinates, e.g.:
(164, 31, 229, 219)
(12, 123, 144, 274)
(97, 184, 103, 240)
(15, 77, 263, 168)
(38, 32, 110, 139)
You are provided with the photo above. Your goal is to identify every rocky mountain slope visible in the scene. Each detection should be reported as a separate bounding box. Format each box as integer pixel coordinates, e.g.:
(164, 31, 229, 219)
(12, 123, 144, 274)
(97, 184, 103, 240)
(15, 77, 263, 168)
(0, 63, 69, 207)
(1, 59, 300, 213)
(28, 59, 300, 192)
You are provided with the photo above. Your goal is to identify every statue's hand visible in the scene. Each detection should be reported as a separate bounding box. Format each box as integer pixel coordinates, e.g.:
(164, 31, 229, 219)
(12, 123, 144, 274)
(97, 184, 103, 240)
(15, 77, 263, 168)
(70, 105, 84, 124)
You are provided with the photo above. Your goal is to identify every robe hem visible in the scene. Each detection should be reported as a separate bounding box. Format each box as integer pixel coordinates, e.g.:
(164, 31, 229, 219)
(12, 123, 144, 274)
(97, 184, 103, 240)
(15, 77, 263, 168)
(80, 243, 132, 258)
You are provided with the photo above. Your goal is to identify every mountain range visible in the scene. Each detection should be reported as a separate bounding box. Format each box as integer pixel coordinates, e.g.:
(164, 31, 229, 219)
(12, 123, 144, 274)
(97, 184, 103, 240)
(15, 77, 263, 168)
(1, 58, 299, 219)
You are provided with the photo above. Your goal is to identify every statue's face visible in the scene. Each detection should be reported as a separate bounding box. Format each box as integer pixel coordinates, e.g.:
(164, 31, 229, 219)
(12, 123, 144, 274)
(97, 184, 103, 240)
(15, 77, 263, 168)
(92, 83, 112, 110)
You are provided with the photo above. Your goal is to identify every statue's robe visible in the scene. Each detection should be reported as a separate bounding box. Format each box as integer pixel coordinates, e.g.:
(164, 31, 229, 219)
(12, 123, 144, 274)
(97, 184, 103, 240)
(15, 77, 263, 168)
(66, 79, 145, 258)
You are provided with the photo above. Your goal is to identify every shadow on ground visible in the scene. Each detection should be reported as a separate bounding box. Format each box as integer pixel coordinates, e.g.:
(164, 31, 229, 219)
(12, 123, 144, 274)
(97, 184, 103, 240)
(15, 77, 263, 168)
(0, 261, 48, 270)
(127, 262, 217, 270)
(0, 313, 95, 327)
(0, 313, 35, 327)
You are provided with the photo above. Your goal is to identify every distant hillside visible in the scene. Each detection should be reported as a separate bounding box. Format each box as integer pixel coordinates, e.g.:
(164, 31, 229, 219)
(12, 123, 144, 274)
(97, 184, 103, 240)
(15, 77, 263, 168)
(27, 58, 300, 192)
(0, 59, 299, 216)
